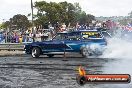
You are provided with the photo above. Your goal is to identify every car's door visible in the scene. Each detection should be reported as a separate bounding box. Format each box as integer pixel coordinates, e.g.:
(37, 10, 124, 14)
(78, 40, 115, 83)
(63, 32, 82, 52)
(41, 33, 68, 52)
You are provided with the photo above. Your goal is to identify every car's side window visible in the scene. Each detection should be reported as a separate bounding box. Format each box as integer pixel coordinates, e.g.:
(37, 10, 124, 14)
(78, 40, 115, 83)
(66, 35, 80, 41)
(53, 33, 81, 41)
(53, 34, 66, 40)
(53, 35, 60, 40)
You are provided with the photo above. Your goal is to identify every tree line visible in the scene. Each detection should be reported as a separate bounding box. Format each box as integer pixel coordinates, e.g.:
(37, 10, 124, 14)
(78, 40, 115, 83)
(1, 1, 95, 30)
(118, 11, 132, 25)
(34, 1, 95, 27)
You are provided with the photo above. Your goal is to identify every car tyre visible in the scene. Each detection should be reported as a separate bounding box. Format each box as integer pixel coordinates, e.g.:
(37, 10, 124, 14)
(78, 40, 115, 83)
(81, 47, 91, 58)
(32, 47, 40, 58)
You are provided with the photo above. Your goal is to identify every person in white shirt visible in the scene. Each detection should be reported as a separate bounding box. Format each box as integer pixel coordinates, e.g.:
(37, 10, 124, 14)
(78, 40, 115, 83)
(35, 31, 42, 42)
(60, 23, 66, 32)
(41, 30, 49, 41)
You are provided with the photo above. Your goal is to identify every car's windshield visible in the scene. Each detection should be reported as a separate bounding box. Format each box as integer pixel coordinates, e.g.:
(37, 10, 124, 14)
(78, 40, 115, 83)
(82, 31, 102, 40)
(66, 32, 80, 40)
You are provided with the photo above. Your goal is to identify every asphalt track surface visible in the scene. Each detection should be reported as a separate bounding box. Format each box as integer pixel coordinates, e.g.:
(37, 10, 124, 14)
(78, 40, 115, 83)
(0, 54, 131, 88)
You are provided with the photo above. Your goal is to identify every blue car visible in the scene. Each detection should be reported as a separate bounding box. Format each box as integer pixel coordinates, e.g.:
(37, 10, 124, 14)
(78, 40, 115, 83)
(24, 30, 107, 58)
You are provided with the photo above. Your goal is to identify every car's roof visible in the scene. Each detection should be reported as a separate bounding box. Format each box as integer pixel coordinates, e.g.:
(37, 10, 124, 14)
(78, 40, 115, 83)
(57, 30, 99, 34)
(77, 29, 98, 32)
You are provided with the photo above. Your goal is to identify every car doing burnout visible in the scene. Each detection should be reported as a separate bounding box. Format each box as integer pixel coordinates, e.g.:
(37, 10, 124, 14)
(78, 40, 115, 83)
(24, 30, 108, 58)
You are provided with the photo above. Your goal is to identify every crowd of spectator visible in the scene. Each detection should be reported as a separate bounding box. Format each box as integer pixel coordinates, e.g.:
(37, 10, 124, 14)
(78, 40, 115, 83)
(5, 30, 33, 43)
(4, 29, 53, 43)
(1, 20, 117, 43)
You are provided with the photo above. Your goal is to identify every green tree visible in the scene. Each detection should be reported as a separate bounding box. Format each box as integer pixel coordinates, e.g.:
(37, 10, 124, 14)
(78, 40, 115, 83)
(77, 11, 95, 25)
(34, 1, 95, 27)
(128, 11, 132, 17)
(119, 11, 132, 25)
(10, 14, 31, 30)
(1, 21, 10, 29)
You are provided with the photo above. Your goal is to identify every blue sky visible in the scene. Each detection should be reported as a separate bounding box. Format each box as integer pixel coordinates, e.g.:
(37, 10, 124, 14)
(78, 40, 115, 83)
(0, 0, 132, 23)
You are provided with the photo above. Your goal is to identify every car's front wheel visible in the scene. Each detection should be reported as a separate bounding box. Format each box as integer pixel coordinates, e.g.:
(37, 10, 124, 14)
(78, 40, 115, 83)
(32, 47, 40, 58)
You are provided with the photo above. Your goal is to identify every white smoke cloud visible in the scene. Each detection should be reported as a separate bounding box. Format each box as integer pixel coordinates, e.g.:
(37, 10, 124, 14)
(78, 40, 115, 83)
(101, 36, 132, 88)
(102, 37, 132, 59)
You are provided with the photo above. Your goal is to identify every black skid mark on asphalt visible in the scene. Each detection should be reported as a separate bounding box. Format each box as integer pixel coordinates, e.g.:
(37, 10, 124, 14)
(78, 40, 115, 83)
(1, 63, 67, 67)
(62, 59, 69, 61)
(0, 63, 103, 66)
(0, 85, 5, 88)
(0, 85, 11, 88)
(0, 68, 15, 76)
(39, 62, 43, 63)
(0, 77, 12, 82)
(0, 66, 76, 72)
(0, 64, 103, 75)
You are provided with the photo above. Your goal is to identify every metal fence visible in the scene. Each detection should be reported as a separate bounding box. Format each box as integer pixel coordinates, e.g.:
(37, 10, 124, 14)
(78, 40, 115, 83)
(0, 43, 26, 51)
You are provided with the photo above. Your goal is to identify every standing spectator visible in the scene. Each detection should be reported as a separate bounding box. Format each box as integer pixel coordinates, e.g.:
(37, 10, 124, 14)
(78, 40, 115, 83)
(15, 34, 19, 43)
(35, 31, 41, 42)
(106, 20, 112, 29)
(76, 22, 80, 30)
(102, 21, 107, 28)
(28, 33, 33, 42)
(19, 35, 22, 43)
(12, 33, 16, 43)
(38, 31, 42, 41)
(48, 22, 52, 28)
(59, 23, 66, 32)
(62, 23, 66, 29)
(43, 30, 49, 40)
(22, 33, 26, 42)
(96, 21, 102, 28)
(7, 32, 12, 43)
(28, 30, 33, 42)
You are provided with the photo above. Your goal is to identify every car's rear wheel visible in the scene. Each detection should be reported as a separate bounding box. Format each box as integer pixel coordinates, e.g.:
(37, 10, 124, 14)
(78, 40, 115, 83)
(47, 54, 54, 58)
(81, 47, 91, 58)
(32, 47, 40, 58)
